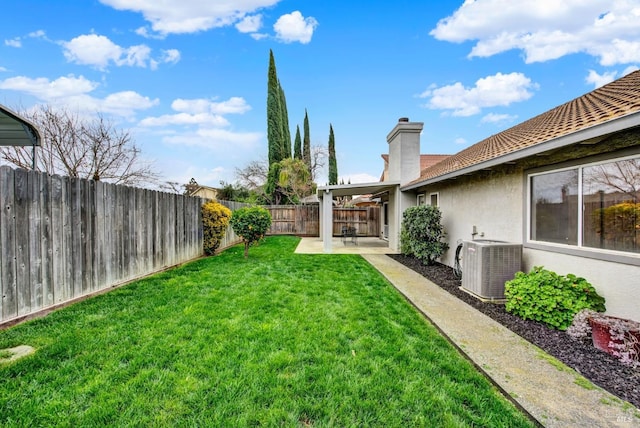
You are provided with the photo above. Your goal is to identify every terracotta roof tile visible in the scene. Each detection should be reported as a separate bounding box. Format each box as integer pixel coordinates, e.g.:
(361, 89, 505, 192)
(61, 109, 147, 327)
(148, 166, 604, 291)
(411, 70, 640, 184)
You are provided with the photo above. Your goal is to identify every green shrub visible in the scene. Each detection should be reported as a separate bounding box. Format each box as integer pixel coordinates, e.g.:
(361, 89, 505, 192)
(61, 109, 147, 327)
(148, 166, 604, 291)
(230, 206, 272, 258)
(504, 266, 606, 330)
(400, 205, 449, 265)
(202, 201, 232, 255)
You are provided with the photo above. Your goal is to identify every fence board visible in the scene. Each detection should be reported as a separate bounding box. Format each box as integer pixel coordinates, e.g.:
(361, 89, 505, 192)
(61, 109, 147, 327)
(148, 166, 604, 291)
(15, 168, 30, 316)
(40, 172, 53, 308)
(0, 166, 16, 320)
(50, 174, 64, 304)
(28, 171, 43, 311)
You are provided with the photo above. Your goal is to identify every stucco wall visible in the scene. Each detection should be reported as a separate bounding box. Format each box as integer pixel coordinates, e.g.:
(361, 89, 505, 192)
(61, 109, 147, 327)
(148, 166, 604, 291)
(523, 249, 639, 321)
(419, 166, 639, 322)
(428, 170, 524, 266)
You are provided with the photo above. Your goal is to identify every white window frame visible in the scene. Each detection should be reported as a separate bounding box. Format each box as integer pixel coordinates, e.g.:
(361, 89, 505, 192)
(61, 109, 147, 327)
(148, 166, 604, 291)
(526, 153, 640, 265)
(417, 194, 426, 206)
(429, 192, 439, 207)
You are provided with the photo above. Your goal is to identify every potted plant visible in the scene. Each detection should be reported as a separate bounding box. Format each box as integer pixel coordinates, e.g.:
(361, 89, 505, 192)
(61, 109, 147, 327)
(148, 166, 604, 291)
(567, 309, 640, 368)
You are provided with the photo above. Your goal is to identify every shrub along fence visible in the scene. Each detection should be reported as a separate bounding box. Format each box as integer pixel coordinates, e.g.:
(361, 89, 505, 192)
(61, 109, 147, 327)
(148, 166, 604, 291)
(0, 166, 205, 325)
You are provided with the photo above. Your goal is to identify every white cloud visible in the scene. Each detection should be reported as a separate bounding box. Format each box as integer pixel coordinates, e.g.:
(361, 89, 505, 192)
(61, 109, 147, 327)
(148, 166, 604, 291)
(0, 75, 98, 98)
(0, 74, 158, 118)
(139, 113, 229, 128)
(235, 15, 262, 33)
(0, 67, 7, 72)
(163, 128, 262, 151)
(341, 173, 380, 184)
(5, 38, 21, 48)
(161, 49, 181, 64)
(274, 11, 318, 44)
(63, 34, 123, 69)
(481, 113, 518, 124)
(585, 70, 618, 88)
(171, 97, 251, 115)
(28, 30, 46, 39)
(584, 66, 640, 89)
(99, 0, 280, 35)
(454, 137, 467, 145)
(431, 1, 640, 65)
(250, 33, 269, 41)
(420, 72, 537, 116)
(62, 34, 179, 70)
(140, 97, 253, 148)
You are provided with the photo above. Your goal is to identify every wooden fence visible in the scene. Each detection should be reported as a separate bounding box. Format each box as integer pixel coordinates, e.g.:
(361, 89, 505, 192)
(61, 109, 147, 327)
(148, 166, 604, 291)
(0, 166, 205, 325)
(219, 204, 379, 238)
(333, 207, 380, 237)
(264, 205, 320, 236)
(1, 173, 382, 325)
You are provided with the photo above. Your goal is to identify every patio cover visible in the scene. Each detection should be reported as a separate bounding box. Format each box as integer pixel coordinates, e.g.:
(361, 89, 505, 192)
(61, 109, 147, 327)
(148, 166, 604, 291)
(317, 181, 400, 253)
(0, 105, 41, 147)
(0, 104, 41, 169)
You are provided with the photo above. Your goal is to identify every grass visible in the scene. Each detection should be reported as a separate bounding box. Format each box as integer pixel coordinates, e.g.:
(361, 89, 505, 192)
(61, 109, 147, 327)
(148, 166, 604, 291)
(0, 236, 534, 427)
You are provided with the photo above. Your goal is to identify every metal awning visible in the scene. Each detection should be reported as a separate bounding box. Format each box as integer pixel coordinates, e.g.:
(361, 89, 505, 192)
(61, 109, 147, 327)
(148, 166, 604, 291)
(0, 104, 41, 147)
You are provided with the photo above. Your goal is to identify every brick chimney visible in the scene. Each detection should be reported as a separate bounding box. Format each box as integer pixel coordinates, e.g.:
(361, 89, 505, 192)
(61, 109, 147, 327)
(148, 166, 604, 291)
(386, 117, 423, 185)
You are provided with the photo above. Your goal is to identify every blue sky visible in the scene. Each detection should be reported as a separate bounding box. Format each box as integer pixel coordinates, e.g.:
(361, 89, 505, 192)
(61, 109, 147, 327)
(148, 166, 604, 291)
(1, 1, 639, 188)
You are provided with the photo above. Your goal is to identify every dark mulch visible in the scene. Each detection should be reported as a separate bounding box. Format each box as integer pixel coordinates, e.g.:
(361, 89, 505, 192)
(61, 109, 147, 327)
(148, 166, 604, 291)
(388, 254, 640, 409)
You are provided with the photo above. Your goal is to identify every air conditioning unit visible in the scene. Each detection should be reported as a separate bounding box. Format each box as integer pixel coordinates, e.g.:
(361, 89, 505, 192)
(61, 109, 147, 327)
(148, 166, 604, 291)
(461, 240, 522, 301)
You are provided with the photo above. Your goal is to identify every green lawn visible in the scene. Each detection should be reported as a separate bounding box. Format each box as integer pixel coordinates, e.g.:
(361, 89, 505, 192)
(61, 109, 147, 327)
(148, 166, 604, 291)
(0, 236, 534, 427)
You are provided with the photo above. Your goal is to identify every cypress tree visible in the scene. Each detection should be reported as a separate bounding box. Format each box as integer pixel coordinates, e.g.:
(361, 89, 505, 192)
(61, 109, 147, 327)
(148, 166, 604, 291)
(293, 125, 302, 159)
(328, 124, 338, 185)
(303, 109, 311, 172)
(267, 50, 283, 165)
(279, 83, 292, 159)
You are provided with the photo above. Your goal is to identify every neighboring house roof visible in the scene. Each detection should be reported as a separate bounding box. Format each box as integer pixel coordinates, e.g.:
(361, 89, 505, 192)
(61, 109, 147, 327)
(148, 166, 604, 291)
(407, 70, 640, 187)
(349, 194, 379, 206)
(380, 153, 451, 181)
(185, 185, 219, 199)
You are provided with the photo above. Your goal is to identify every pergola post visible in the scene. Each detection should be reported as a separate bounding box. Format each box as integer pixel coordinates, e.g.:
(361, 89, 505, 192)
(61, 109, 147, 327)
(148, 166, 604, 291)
(322, 188, 333, 253)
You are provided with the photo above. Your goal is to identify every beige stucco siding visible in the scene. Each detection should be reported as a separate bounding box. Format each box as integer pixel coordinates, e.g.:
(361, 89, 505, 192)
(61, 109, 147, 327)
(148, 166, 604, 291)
(523, 248, 639, 321)
(426, 171, 524, 267)
(418, 167, 639, 321)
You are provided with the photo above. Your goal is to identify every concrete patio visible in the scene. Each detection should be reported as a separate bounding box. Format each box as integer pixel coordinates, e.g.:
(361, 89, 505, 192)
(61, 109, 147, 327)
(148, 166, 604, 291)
(294, 236, 397, 255)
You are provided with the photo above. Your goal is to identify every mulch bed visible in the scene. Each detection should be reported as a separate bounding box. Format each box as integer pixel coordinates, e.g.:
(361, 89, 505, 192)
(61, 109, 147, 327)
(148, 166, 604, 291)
(388, 254, 640, 409)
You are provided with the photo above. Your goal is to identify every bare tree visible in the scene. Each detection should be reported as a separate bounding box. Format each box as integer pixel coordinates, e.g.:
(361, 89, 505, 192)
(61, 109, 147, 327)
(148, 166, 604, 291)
(235, 159, 268, 190)
(310, 144, 328, 182)
(583, 159, 640, 200)
(0, 105, 158, 186)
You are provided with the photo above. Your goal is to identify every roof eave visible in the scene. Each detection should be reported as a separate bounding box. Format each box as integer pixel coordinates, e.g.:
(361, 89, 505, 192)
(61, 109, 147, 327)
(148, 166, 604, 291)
(402, 111, 640, 191)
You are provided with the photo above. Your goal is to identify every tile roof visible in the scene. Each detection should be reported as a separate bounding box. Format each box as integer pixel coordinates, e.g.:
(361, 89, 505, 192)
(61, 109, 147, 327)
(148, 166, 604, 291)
(410, 70, 640, 184)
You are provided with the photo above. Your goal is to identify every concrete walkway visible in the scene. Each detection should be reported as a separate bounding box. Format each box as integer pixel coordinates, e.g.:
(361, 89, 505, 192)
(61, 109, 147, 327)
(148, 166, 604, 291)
(294, 239, 639, 427)
(361, 254, 640, 428)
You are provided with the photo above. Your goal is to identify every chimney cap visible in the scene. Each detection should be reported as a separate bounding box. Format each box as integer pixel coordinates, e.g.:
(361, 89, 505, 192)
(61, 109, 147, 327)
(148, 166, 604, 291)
(398, 117, 409, 122)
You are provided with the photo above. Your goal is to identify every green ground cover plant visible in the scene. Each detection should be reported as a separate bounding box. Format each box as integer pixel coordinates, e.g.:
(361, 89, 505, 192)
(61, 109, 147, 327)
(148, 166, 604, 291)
(0, 236, 533, 427)
(505, 266, 606, 330)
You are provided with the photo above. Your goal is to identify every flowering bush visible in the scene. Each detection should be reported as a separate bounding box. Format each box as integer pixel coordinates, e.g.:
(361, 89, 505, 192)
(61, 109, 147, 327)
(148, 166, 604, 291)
(202, 201, 232, 255)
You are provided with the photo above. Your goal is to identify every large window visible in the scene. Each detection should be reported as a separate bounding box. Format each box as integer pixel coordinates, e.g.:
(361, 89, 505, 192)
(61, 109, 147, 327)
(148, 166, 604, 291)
(529, 156, 640, 254)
